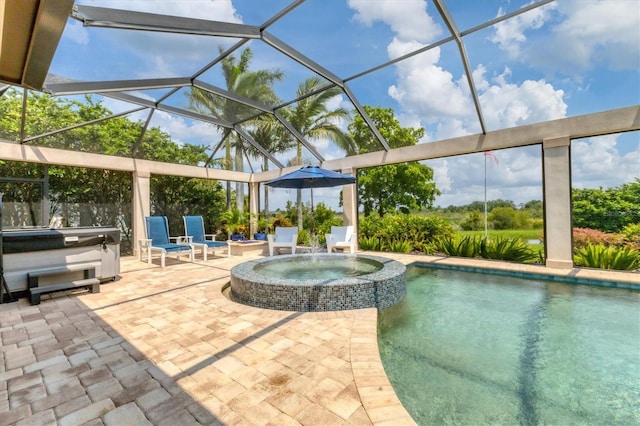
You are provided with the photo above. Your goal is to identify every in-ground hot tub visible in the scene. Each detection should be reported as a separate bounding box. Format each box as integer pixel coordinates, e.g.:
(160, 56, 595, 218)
(229, 253, 406, 311)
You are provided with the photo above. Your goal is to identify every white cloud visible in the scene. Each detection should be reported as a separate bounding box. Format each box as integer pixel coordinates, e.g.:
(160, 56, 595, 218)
(489, 2, 557, 58)
(147, 110, 222, 147)
(386, 38, 567, 137)
(478, 68, 567, 129)
(550, 0, 640, 71)
(347, 0, 441, 43)
(387, 39, 472, 123)
(571, 134, 640, 188)
(489, 0, 640, 73)
(429, 146, 544, 207)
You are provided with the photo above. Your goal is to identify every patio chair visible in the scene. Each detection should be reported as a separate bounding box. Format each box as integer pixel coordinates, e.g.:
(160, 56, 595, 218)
(267, 226, 298, 256)
(139, 216, 194, 267)
(182, 215, 227, 261)
(326, 225, 356, 254)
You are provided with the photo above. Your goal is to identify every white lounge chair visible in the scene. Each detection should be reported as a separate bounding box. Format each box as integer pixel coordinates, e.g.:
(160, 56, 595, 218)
(326, 225, 356, 254)
(267, 226, 298, 256)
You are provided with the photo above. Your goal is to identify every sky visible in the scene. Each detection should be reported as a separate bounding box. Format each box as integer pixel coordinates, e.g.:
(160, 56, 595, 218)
(49, 0, 639, 210)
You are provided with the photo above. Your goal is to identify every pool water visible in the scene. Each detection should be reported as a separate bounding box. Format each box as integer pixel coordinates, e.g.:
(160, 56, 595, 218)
(253, 255, 382, 279)
(378, 267, 640, 425)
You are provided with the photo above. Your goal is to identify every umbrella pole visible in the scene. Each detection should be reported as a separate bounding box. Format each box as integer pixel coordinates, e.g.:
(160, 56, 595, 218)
(310, 189, 315, 234)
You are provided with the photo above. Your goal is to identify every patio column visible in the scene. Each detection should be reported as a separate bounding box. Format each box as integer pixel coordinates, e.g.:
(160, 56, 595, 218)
(132, 169, 151, 257)
(542, 136, 573, 269)
(249, 181, 259, 236)
(341, 166, 358, 229)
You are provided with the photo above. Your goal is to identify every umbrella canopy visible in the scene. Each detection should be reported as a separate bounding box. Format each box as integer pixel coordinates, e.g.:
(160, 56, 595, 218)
(265, 166, 355, 189)
(265, 166, 356, 234)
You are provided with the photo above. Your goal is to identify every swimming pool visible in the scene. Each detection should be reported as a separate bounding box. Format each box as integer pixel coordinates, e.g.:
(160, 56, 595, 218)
(378, 266, 640, 425)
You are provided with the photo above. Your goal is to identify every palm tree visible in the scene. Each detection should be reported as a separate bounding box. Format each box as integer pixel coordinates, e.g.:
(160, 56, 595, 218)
(246, 114, 290, 220)
(280, 77, 355, 229)
(187, 47, 283, 211)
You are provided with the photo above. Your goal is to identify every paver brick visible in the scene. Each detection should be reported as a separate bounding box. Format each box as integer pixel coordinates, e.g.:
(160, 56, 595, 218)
(9, 382, 47, 408)
(15, 408, 57, 426)
(135, 387, 171, 411)
(103, 401, 151, 426)
(57, 398, 115, 426)
(53, 395, 92, 419)
(86, 378, 123, 402)
(0, 403, 31, 426)
(7, 371, 41, 393)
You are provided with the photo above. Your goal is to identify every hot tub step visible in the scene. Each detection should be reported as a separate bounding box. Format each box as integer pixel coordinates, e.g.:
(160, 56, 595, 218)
(27, 264, 99, 305)
(29, 278, 100, 305)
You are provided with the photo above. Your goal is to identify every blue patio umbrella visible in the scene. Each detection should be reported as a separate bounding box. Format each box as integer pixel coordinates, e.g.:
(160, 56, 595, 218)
(265, 166, 356, 231)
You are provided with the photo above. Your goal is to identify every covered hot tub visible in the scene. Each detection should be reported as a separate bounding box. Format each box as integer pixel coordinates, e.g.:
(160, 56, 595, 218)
(1, 227, 120, 302)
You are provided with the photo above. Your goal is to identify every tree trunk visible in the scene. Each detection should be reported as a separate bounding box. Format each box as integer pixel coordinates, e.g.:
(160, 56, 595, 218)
(235, 143, 244, 212)
(263, 157, 269, 219)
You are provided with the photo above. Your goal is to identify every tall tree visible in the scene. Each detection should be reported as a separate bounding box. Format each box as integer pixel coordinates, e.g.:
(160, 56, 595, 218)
(348, 106, 440, 217)
(280, 77, 355, 228)
(246, 114, 290, 220)
(187, 47, 283, 212)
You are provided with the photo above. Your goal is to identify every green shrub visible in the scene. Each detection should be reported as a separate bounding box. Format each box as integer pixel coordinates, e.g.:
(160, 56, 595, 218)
(489, 207, 531, 230)
(620, 223, 640, 250)
(481, 237, 537, 263)
(359, 213, 453, 253)
(436, 235, 482, 258)
(358, 236, 382, 251)
(574, 243, 640, 270)
(297, 228, 309, 245)
(436, 235, 537, 263)
(460, 210, 483, 231)
(385, 239, 412, 253)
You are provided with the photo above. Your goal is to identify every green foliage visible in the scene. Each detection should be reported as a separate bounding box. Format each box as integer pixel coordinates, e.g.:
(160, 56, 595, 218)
(460, 210, 484, 231)
(436, 236, 482, 257)
(385, 239, 412, 253)
(358, 163, 441, 217)
(270, 214, 294, 229)
(481, 237, 537, 262)
(436, 235, 537, 262)
(572, 179, 640, 232)
(220, 208, 249, 236)
(439, 199, 517, 214)
(488, 206, 531, 230)
(358, 236, 382, 251)
(278, 77, 355, 226)
(620, 223, 640, 250)
(521, 200, 543, 218)
(187, 47, 284, 211)
(359, 214, 453, 253)
(297, 228, 310, 245)
(574, 244, 640, 270)
(349, 106, 439, 217)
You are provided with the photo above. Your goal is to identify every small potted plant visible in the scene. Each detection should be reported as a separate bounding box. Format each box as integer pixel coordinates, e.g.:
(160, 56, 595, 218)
(221, 208, 248, 241)
(253, 217, 268, 241)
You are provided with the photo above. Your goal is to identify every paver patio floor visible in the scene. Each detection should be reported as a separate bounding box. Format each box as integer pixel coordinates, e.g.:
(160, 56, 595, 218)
(1, 252, 414, 425)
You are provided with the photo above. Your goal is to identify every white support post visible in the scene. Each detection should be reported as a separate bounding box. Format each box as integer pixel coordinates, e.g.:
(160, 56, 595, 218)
(542, 136, 574, 269)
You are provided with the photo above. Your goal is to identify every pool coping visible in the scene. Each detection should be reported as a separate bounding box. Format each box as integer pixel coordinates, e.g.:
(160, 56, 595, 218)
(409, 260, 640, 290)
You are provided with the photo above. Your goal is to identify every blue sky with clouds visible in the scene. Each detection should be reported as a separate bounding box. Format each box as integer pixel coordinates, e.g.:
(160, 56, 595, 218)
(51, 0, 639, 209)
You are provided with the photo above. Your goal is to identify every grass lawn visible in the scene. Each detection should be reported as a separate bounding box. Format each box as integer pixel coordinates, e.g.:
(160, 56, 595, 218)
(458, 229, 543, 241)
